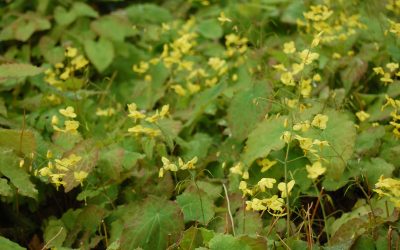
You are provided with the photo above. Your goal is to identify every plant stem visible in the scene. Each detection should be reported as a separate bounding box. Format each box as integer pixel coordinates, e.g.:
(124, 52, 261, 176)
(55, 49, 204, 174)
(313, 183, 330, 245)
(223, 182, 236, 236)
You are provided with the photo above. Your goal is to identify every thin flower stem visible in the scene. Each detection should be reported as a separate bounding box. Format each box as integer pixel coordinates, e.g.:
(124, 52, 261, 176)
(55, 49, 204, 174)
(223, 182, 236, 236)
(313, 183, 330, 245)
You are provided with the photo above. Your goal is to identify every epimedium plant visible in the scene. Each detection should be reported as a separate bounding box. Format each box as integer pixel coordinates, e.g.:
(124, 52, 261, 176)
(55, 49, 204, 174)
(0, 0, 400, 249)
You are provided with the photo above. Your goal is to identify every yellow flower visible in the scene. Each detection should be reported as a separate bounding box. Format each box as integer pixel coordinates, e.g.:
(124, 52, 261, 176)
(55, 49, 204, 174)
(71, 55, 89, 70)
(293, 120, 311, 132)
(311, 114, 328, 129)
(171, 85, 186, 96)
(373, 67, 385, 75)
(218, 12, 232, 24)
(257, 158, 277, 172)
(278, 180, 295, 198)
(132, 61, 149, 74)
(187, 82, 201, 94)
(386, 62, 399, 72)
(298, 49, 319, 65)
(159, 105, 169, 118)
(280, 72, 295, 86)
(96, 108, 116, 117)
(264, 195, 285, 212)
(258, 178, 276, 192)
(355, 111, 370, 122)
(161, 157, 178, 172)
(246, 198, 266, 211)
(65, 47, 78, 58)
(313, 74, 321, 82)
(230, 162, 244, 175)
(306, 161, 326, 180)
(283, 41, 296, 54)
(65, 121, 80, 133)
(179, 156, 198, 170)
(280, 131, 292, 144)
(292, 63, 304, 75)
(59, 106, 77, 118)
(295, 135, 314, 153)
(59, 67, 71, 80)
(311, 31, 323, 48)
(74, 171, 88, 184)
(51, 115, 59, 125)
(380, 73, 394, 84)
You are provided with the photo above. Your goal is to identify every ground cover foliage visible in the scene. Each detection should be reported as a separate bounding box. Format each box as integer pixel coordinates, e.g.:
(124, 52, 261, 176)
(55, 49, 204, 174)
(0, 0, 400, 249)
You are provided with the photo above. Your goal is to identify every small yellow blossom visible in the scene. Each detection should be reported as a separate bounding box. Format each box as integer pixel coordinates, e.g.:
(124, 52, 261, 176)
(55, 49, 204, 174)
(283, 41, 296, 54)
(386, 63, 399, 72)
(280, 72, 295, 86)
(74, 171, 88, 185)
(258, 178, 276, 192)
(65, 47, 78, 58)
(71, 55, 89, 70)
(278, 180, 295, 198)
(171, 85, 186, 96)
(59, 106, 77, 118)
(218, 12, 232, 24)
(306, 161, 326, 180)
(298, 49, 319, 65)
(230, 162, 244, 175)
(257, 158, 277, 172)
(132, 61, 149, 74)
(355, 111, 370, 122)
(65, 121, 80, 132)
(311, 114, 329, 129)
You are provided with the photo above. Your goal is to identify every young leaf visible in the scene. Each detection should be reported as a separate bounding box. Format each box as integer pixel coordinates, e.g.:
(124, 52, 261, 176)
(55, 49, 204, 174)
(120, 196, 184, 250)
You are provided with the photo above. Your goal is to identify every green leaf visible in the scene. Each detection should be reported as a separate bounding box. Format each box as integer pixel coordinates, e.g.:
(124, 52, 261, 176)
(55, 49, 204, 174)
(125, 4, 172, 24)
(234, 209, 263, 236)
(0, 13, 50, 41)
(0, 236, 25, 250)
(241, 116, 287, 166)
(177, 190, 215, 225)
(54, 6, 76, 26)
(361, 157, 394, 186)
(120, 196, 184, 250)
(227, 84, 271, 140)
(0, 129, 36, 155)
(179, 227, 204, 250)
(0, 178, 12, 196)
(197, 19, 223, 39)
(208, 234, 265, 250)
(209, 234, 249, 250)
(84, 37, 114, 72)
(62, 140, 99, 192)
(71, 2, 98, 18)
(0, 64, 43, 80)
(0, 150, 38, 199)
(91, 15, 134, 42)
(355, 126, 385, 156)
(303, 109, 356, 190)
(43, 219, 67, 248)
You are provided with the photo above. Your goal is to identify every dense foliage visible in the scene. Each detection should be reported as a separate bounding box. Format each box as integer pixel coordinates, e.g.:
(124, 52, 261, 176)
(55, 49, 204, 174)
(0, 0, 400, 249)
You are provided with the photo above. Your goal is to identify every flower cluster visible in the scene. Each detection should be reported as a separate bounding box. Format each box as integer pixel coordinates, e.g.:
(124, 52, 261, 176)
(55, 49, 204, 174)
(281, 114, 330, 180)
(381, 95, 400, 138)
(373, 62, 399, 85)
(298, 4, 366, 44)
(44, 47, 89, 89)
(374, 175, 400, 207)
(273, 38, 321, 98)
(158, 156, 198, 177)
(37, 151, 88, 190)
(127, 102, 169, 137)
(131, 17, 248, 97)
(52, 106, 79, 133)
